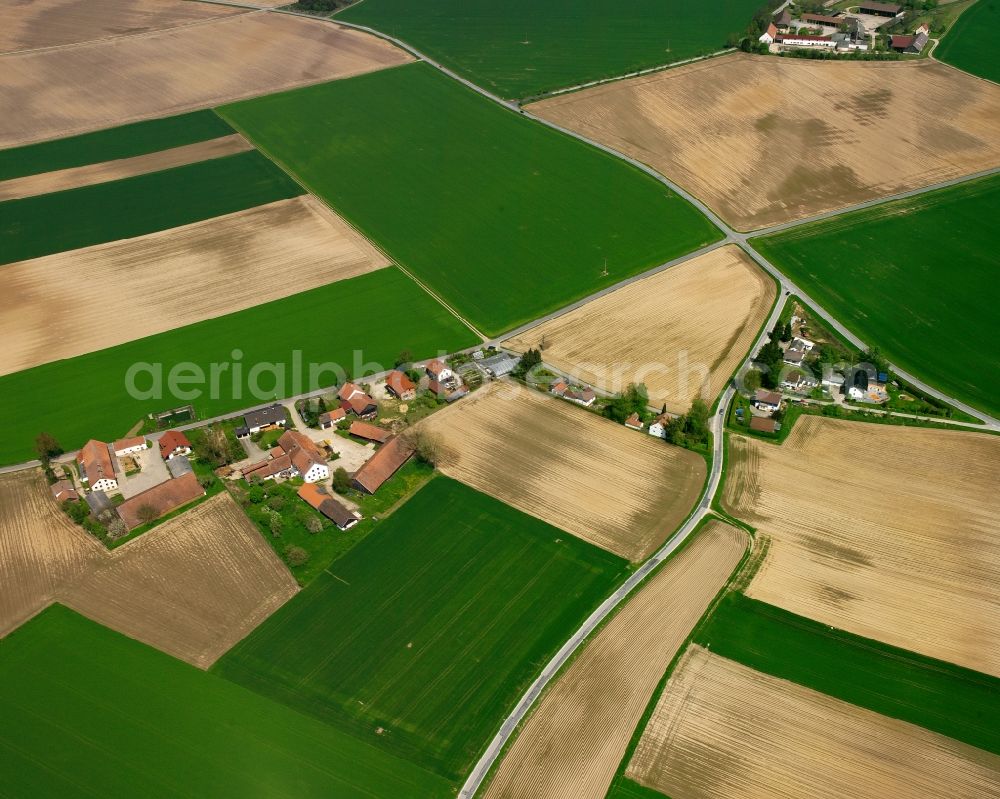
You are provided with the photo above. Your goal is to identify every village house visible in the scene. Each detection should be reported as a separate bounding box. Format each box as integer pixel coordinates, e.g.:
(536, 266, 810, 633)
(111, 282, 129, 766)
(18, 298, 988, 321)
(781, 369, 819, 392)
(77, 440, 118, 492)
(783, 348, 806, 366)
(550, 381, 596, 407)
(339, 382, 378, 420)
(349, 421, 391, 444)
(297, 482, 359, 531)
(760, 22, 778, 44)
(648, 414, 669, 439)
(113, 436, 147, 457)
(50, 480, 79, 503)
(385, 370, 417, 401)
(117, 471, 204, 530)
(318, 407, 347, 429)
(624, 413, 644, 431)
(236, 404, 286, 438)
(277, 429, 330, 483)
(242, 454, 295, 482)
(352, 436, 413, 494)
(425, 359, 454, 383)
(158, 429, 192, 461)
(753, 389, 783, 414)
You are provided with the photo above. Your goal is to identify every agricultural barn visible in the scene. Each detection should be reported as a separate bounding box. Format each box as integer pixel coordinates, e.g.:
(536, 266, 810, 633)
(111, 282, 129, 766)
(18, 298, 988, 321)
(117, 471, 204, 529)
(750, 416, 779, 433)
(297, 482, 359, 530)
(243, 454, 295, 482)
(385, 370, 417, 401)
(50, 480, 79, 503)
(166, 456, 193, 479)
(276, 430, 329, 483)
(77, 439, 118, 492)
(318, 407, 347, 429)
(889, 31, 929, 53)
(352, 436, 413, 494)
(776, 33, 837, 48)
(113, 436, 147, 457)
(237, 404, 287, 437)
(349, 421, 391, 444)
(158, 430, 192, 460)
(859, 1, 902, 16)
(803, 13, 844, 26)
(776, 8, 793, 29)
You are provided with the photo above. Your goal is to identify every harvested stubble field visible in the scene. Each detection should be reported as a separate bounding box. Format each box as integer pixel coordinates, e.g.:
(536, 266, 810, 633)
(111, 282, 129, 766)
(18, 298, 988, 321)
(0, 133, 251, 200)
(483, 520, 747, 799)
(0, 470, 101, 636)
(504, 246, 774, 413)
(0, 0, 242, 53)
(530, 54, 1000, 230)
(627, 646, 1000, 799)
(419, 383, 706, 561)
(0, 11, 412, 147)
(61, 493, 299, 669)
(723, 416, 1000, 676)
(2, 196, 389, 376)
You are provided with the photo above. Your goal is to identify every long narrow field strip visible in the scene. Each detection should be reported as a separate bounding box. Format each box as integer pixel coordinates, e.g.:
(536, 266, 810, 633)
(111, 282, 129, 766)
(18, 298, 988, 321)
(935, 0, 1000, 84)
(0, 134, 252, 200)
(530, 54, 1000, 230)
(627, 646, 1000, 799)
(0, 109, 234, 181)
(723, 416, 1000, 676)
(0, 11, 412, 147)
(505, 245, 774, 413)
(418, 383, 706, 561)
(1, 196, 389, 376)
(214, 477, 628, 781)
(0, 470, 101, 636)
(696, 593, 1000, 756)
(0, 0, 243, 53)
(338, 0, 762, 99)
(0, 150, 303, 266)
(483, 520, 747, 799)
(61, 493, 299, 669)
(220, 62, 721, 335)
(0, 268, 478, 466)
(0, 606, 453, 798)
(753, 174, 1000, 419)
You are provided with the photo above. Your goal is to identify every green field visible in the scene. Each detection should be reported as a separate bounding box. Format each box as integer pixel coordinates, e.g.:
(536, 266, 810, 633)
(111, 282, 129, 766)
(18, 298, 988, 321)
(214, 477, 628, 780)
(0, 150, 302, 265)
(0, 605, 451, 798)
(338, 0, 761, 99)
(0, 268, 477, 465)
(751, 175, 1000, 418)
(695, 593, 1000, 755)
(0, 110, 233, 181)
(606, 779, 669, 799)
(935, 0, 1000, 84)
(220, 63, 721, 335)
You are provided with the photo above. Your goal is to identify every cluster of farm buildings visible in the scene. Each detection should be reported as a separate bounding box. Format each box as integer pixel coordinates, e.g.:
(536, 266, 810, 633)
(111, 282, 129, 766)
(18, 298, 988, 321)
(760, 3, 930, 55)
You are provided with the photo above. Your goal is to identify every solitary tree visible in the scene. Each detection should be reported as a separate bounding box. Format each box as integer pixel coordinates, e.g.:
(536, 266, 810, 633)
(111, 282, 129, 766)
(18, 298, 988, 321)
(743, 369, 762, 394)
(34, 432, 63, 465)
(304, 514, 323, 534)
(333, 467, 352, 494)
(284, 545, 310, 567)
(403, 427, 442, 466)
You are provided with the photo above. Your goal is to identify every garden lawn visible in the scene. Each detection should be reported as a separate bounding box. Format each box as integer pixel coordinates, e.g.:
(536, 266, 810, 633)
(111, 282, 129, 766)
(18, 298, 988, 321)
(0, 150, 301, 265)
(338, 0, 761, 99)
(751, 175, 1000, 418)
(0, 110, 233, 180)
(220, 63, 721, 335)
(935, 0, 1000, 84)
(696, 593, 1000, 755)
(214, 476, 629, 781)
(0, 605, 451, 798)
(0, 268, 477, 465)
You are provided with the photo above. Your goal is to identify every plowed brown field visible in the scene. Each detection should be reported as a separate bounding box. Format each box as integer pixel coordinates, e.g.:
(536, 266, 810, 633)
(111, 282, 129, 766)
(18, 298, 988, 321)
(1, 195, 389, 376)
(419, 383, 706, 561)
(504, 246, 774, 413)
(0, 0, 242, 53)
(628, 646, 1000, 799)
(530, 54, 1000, 230)
(0, 470, 101, 636)
(0, 11, 412, 146)
(483, 522, 747, 799)
(61, 493, 298, 668)
(723, 417, 1000, 676)
(0, 134, 252, 200)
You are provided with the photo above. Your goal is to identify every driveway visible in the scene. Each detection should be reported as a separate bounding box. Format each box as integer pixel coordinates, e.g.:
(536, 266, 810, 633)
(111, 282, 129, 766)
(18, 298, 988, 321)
(284, 400, 374, 472)
(117, 447, 170, 499)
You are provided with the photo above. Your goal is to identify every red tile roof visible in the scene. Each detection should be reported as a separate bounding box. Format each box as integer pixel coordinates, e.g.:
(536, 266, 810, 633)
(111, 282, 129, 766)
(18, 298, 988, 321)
(51, 480, 79, 502)
(319, 407, 346, 425)
(386, 370, 416, 397)
(243, 454, 293, 480)
(113, 436, 145, 452)
(338, 382, 363, 402)
(158, 430, 191, 459)
(349, 394, 377, 416)
(77, 439, 116, 486)
(349, 421, 391, 443)
(297, 483, 357, 529)
(352, 436, 413, 494)
(426, 359, 448, 378)
(750, 416, 778, 433)
(117, 472, 204, 529)
(278, 430, 327, 476)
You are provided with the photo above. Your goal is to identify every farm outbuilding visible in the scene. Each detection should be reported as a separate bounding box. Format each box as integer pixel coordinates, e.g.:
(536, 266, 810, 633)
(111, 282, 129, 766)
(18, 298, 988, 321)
(858, 1, 902, 16)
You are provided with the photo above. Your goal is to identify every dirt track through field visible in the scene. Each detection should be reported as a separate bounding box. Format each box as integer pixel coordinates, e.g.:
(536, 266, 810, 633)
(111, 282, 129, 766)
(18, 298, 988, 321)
(628, 646, 1000, 799)
(419, 383, 706, 561)
(0, 472, 297, 667)
(1, 195, 389, 376)
(483, 522, 747, 799)
(0, 470, 102, 636)
(0, 134, 252, 200)
(0, 11, 412, 147)
(723, 416, 1000, 676)
(531, 54, 1000, 230)
(61, 493, 299, 668)
(505, 246, 774, 413)
(0, 0, 242, 54)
